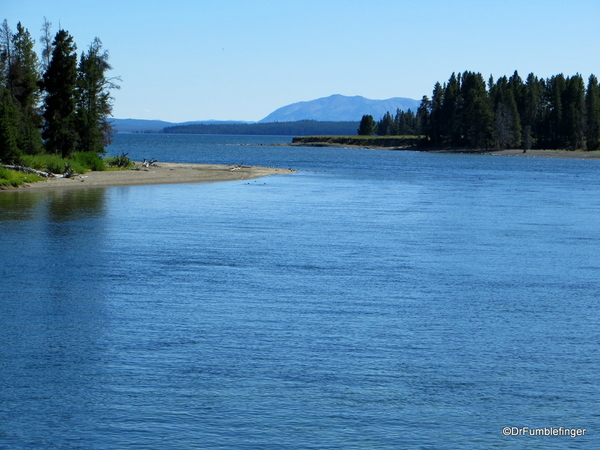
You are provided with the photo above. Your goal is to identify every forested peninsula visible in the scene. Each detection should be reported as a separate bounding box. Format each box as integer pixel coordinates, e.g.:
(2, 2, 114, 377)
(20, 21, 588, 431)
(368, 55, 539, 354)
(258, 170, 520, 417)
(163, 120, 359, 136)
(363, 70, 600, 152)
(0, 19, 121, 187)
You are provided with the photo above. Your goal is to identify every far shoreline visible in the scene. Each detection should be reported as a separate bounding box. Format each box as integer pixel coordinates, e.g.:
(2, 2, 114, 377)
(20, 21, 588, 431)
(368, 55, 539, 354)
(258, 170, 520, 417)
(0, 162, 295, 193)
(285, 141, 600, 160)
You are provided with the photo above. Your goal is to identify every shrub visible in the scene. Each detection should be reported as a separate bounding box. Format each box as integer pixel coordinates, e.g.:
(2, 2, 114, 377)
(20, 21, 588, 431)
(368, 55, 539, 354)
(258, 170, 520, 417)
(73, 151, 106, 171)
(21, 154, 67, 173)
(21, 152, 106, 174)
(105, 152, 134, 169)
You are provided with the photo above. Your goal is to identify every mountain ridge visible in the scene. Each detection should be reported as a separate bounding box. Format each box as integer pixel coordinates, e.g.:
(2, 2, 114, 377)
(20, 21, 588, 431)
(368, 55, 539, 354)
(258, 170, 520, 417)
(111, 94, 421, 132)
(258, 94, 420, 123)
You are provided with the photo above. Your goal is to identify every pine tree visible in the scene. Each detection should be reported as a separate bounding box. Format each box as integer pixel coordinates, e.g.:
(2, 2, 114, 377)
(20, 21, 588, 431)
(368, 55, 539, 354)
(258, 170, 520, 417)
(357, 115, 376, 135)
(42, 30, 78, 157)
(39, 18, 52, 73)
(11, 23, 43, 155)
(416, 96, 431, 140)
(441, 73, 462, 146)
(521, 73, 544, 148)
(562, 74, 586, 150)
(377, 111, 396, 135)
(0, 86, 21, 163)
(585, 74, 600, 150)
(542, 74, 566, 148)
(490, 76, 521, 148)
(461, 71, 493, 148)
(429, 83, 444, 145)
(76, 37, 119, 154)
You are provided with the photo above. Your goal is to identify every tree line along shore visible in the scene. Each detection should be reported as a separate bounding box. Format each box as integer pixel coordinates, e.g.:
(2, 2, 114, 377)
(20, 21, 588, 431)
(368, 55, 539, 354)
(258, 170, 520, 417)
(358, 70, 600, 152)
(0, 19, 125, 187)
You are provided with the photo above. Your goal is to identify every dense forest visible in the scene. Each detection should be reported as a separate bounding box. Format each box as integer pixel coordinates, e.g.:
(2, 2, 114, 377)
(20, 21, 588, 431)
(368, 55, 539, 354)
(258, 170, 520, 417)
(163, 120, 360, 136)
(0, 19, 118, 164)
(367, 70, 600, 151)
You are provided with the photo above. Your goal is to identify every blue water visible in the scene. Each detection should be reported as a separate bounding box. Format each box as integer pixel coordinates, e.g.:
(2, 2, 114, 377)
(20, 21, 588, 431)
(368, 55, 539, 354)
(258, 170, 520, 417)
(1, 134, 599, 449)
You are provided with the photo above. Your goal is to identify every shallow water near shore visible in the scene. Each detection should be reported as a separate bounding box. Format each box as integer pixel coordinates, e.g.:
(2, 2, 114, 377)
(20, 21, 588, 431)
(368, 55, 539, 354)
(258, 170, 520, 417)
(1, 134, 599, 448)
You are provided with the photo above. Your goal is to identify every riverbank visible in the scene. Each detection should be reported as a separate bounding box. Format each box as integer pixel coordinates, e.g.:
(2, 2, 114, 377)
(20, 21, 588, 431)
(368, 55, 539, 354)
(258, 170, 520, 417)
(0, 162, 295, 192)
(289, 136, 600, 159)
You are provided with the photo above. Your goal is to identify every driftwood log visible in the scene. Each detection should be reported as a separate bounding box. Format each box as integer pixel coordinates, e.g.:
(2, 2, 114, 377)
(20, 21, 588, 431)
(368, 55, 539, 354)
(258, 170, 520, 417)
(1, 165, 56, 178)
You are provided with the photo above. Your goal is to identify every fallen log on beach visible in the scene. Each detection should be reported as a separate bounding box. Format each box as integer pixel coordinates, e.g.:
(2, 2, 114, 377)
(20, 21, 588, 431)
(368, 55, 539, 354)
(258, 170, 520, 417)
(1, 165, 56, 178)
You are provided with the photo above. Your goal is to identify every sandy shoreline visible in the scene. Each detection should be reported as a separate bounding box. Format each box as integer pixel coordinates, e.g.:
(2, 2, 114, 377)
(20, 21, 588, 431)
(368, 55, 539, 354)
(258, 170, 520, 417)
(1, 162, 295, 192)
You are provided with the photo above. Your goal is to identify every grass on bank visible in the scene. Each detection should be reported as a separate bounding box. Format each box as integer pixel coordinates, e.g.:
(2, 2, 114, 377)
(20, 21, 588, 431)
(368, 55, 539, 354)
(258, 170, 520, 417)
(0, 166, 44, 187)
(0, 151, 134, 187)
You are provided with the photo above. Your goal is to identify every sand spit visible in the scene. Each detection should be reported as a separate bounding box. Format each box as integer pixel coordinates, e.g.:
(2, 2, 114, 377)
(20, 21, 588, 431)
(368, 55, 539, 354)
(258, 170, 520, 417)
(2, 162, 295, 192)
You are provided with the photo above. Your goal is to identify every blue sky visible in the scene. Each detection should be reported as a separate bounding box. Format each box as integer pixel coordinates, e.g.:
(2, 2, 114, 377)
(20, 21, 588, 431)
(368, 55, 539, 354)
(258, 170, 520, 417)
(5, 0, 600, 122)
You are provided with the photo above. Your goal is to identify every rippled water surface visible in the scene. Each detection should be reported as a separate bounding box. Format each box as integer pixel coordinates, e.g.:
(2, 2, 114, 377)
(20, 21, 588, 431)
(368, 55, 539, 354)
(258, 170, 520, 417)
(1, 135, 599, 449)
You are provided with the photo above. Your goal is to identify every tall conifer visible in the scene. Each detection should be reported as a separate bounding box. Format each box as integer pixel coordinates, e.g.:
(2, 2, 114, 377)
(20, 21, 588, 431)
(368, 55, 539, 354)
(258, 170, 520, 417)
(11, 23, 43, 154)
(585, 75, 600, 150)
(76, 37, 119, 154)
(42, 30, 78, 157)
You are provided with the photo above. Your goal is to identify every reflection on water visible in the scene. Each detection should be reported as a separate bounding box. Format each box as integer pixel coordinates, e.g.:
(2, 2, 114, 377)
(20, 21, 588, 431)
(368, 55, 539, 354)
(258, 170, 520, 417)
(0, 188, 106, 222)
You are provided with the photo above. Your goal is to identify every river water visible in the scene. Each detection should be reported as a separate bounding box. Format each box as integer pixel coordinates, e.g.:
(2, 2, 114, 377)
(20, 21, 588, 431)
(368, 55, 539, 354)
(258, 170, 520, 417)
(1, 134, 599, 449)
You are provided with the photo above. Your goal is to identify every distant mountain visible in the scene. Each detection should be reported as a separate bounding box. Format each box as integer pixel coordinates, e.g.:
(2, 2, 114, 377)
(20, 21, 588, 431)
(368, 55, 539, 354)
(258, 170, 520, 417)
(259, 94, 421, 123)
(111, 119, 251, 133)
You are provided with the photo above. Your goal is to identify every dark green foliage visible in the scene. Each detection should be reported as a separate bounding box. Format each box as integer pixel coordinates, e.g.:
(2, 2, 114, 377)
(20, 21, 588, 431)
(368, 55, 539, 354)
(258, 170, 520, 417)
(395, 108, 416, 135)
(0, 18, 118, 179)
(76, 38, 118, 154)
(357, 115, 376, 135)
(419, 70, 597, 150)
(376, 112, 395, 135)
(441, 73, 463, 146)
(375, 109, 417, 136)
(21, 151, 105, 174)
(461, 71, 494, 148)
(585, 75, 600, 150)
(490, 75, 521, 149)
(72, 151, 106, 171)
(105, 151, 133, 168)
(416, 95, 432, 141)
(42, 29, 79, 157)
(0, 86, 21, 163)
(10, 23, 44, 155)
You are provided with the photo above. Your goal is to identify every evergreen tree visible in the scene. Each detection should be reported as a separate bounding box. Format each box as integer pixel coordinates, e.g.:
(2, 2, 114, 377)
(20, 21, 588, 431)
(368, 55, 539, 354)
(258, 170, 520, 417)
(42, 30, 78, 157)
(429, 83, 444, 145)
(461, 71, 493, 148)
(76, 37, 119, 154)
(441, 73, 462, 146)
(11, 23, 43, 154)
(521, 73, 544, 148)
(377, 111, 396, 135)
(357, 115, 376, 135)
(416, 95, 431, 140)
(0, 20, 12, 86)
(0, 86, 21, 163)
(585, 74, 600, 150)
(490, 76, 521, 148)
(39, 17, 52, 73)
(562, 74, 586, 150)
(395, 108, 416, 135)
(542, 74, 566, 148)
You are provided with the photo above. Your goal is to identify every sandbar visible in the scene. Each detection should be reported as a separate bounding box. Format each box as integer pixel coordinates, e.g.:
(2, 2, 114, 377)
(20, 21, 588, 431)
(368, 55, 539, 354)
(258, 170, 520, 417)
(2, 162, 295, 192)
